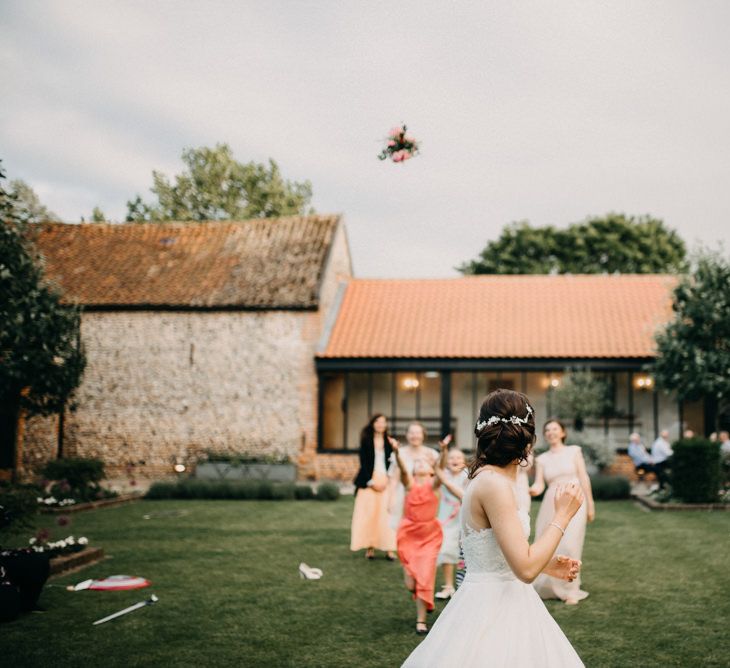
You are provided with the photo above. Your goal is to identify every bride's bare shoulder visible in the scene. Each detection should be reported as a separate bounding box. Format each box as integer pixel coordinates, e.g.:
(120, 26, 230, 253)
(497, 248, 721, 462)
(470, 469, 514, 499)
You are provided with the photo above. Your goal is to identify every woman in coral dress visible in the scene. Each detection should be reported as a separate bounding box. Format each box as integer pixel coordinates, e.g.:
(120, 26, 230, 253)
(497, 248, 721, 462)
(391, 437, 460, 635)
(530, 419, 595, 604)
(350, 414, 397, 559)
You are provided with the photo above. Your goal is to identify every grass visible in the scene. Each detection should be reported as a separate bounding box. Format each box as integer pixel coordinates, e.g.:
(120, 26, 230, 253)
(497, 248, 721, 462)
(3, 499, 729, 668)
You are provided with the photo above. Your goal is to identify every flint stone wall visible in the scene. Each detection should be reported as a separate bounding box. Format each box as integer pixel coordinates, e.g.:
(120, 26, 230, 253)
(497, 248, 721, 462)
(22, 221, 353, 480)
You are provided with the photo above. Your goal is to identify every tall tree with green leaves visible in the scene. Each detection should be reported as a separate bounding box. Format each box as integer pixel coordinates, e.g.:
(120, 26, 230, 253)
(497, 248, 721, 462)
(126, 144, 314, 222)
(652, 249, 730, 431)
(0, 162, 85, 469)
(8, 179, 61, 224)
(459, 214, 686, 275)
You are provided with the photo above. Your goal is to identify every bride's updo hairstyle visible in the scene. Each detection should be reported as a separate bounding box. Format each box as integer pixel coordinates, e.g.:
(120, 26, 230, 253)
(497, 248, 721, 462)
(468, 389, 536, 479)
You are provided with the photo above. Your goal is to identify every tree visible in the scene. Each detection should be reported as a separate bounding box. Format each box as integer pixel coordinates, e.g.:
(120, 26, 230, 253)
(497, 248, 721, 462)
(459, 214, 687, 275)
(8, 179, 61, 224)
(0, 162, 86, 422)
(652, 249, 730, 431)
(549, 369, 613, 431)
(125, 144, 314, 222)
(88, 206, 106, 222)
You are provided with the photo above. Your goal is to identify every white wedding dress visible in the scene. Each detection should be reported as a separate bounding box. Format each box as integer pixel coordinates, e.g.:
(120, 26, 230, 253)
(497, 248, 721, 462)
(401, 480, 584, 667)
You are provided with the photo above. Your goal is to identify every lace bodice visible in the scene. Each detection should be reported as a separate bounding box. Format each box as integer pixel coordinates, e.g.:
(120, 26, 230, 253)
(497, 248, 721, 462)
(460, 477, 531, 580)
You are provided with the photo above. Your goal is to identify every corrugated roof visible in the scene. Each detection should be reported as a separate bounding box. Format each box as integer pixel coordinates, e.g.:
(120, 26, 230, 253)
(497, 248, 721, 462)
(319, 275, 676, 359)
(31, 216, 340, 309)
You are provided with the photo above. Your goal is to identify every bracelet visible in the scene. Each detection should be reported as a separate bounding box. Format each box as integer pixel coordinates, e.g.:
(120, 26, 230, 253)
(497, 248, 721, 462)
(549, 522, 566, 536)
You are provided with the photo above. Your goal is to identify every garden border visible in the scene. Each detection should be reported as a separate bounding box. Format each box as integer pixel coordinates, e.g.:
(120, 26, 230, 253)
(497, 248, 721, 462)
(40, 492, 143, 514)
(632, 493, 730, 511)
(49, 546, 105, 577)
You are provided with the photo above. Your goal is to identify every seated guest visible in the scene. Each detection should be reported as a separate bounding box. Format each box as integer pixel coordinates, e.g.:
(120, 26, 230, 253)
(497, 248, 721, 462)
(719, 431, 730, 457)
(651, 430, 673, 490)
(628, 432, 655, 482)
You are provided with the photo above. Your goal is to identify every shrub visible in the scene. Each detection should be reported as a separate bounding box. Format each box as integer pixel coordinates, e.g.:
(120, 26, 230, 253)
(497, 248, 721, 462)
(144, 480, 332, 501)
(670, 438, 721, 503)
(315, 482, 340, 501)
(589, 474, 631, 500)
(0, 482, 39, 538)
(294, 485, 315, 500)
(40, 457, 105, 488)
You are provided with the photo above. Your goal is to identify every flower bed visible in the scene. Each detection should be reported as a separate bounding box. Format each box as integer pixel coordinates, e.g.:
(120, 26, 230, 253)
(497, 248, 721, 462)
(146, 479, 339, 501)
(38, 492, 143, 514)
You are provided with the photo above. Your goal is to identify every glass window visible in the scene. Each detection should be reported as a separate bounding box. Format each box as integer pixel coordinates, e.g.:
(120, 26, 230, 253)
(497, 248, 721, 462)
(419, 372, 441, 418)
(346, 373, 370, 451)
(395, 372, 418, 420)
(452, 372, 477, 452)
(371, 372, 393, 419)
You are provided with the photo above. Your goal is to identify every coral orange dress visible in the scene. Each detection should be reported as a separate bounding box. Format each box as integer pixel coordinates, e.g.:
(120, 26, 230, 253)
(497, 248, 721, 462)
(397, 482, 443, 611)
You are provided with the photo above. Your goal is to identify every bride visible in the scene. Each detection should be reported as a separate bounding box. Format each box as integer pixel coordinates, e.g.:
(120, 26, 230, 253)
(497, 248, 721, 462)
(402, 389, 585, 667)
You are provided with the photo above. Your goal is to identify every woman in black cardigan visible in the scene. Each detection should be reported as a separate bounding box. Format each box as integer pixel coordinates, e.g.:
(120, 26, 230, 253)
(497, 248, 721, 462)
(350, 414, 397, 560)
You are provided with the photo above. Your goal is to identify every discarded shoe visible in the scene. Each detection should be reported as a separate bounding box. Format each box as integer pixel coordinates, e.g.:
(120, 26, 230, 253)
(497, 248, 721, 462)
(298, 563, 323, 580)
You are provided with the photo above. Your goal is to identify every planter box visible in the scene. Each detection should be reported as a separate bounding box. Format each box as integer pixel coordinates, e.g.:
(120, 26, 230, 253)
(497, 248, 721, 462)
(49, 546, 105, 576)
(195, 462, 297, 482)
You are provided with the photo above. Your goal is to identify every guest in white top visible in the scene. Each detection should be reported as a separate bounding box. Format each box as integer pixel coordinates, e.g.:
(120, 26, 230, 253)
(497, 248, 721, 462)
(651, 430, 673, 489)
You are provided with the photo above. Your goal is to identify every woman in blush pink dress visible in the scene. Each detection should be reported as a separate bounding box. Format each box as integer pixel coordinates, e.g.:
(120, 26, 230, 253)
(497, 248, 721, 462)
(530, 419, 595, 605)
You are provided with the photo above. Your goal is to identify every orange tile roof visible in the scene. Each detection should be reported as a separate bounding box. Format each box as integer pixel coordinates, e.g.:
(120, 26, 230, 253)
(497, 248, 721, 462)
(319, 275, 677, 359)
(31, 216, 340, 309)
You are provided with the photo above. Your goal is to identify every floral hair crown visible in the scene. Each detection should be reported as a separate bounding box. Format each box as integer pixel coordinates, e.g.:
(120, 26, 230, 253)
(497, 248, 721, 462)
(475, 404, 534, 433)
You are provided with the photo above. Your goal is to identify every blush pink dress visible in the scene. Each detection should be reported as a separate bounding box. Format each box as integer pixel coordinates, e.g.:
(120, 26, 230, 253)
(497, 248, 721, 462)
(533, 445, 589, 602)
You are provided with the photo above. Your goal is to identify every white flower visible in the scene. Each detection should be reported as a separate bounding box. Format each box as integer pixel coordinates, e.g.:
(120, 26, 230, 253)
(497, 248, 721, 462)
(78, 537, 88, 545)
(67, 536, 75, 544)
(37, 497, 43, 503)
(29, 537, 37, 545)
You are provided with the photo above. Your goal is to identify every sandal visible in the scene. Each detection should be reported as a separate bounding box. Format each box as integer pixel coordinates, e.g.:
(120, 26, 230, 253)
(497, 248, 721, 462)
(416, 621, 428, 635)
(435, 586, 455, 600)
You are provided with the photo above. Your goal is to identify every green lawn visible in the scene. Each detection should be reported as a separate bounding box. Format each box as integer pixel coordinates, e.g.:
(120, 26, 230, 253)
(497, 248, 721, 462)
(4, 499, 729, 668)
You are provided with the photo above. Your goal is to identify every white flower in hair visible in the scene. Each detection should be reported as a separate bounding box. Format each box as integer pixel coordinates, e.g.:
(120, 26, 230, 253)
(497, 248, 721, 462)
(475, 405, 533, 432)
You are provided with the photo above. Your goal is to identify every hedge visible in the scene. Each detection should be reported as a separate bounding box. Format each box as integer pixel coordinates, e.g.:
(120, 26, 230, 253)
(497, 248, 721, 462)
(145, 479, 339, 501)
(589, 474, 631, 500)
(670, 438, 721, 503)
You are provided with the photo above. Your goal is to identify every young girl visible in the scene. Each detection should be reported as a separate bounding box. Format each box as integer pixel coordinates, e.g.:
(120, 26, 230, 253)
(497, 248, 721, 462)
(434, 442, 467, 600)
(401, 389, 585, 666)
(390, 436, 461, 635)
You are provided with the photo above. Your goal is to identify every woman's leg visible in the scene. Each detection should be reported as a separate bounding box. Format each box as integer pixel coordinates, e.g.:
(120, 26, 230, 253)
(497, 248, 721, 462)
(442, 563, 455, 590)
(403, 570, 415, 592)
(416, 598, 428, 625)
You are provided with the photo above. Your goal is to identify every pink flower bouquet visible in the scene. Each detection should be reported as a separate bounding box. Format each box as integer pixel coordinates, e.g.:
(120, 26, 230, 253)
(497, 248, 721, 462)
(378, 124, 419, 162)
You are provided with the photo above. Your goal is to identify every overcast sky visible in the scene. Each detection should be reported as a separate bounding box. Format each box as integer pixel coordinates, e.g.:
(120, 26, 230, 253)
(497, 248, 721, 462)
(2, 1, 729, 277)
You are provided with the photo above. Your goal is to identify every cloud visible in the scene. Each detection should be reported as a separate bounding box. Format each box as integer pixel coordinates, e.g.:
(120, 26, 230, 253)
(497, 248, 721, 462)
(1, 0, 729, 273)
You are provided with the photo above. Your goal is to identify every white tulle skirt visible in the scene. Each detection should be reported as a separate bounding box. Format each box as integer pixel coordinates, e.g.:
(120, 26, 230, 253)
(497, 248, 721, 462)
(401, 572, 584, 667)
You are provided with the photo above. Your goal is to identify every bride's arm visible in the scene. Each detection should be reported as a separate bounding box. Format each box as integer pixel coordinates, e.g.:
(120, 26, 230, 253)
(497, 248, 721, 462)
(475, 478, 583, 584)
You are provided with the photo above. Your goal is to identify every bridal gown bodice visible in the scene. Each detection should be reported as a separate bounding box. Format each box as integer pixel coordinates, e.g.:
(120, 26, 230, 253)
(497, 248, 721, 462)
(461, 507, 530, 580)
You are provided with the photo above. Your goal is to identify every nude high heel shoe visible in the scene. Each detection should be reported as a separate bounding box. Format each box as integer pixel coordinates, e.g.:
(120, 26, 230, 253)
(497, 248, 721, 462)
(298, 563, 323, 580)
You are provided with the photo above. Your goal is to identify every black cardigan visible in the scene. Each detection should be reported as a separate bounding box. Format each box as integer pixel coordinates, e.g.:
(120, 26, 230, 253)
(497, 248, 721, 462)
(353, 435, 393, 491)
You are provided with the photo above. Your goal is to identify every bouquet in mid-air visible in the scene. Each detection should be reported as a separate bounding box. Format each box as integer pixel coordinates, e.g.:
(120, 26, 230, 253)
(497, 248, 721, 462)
(378, 124, 420, 163)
